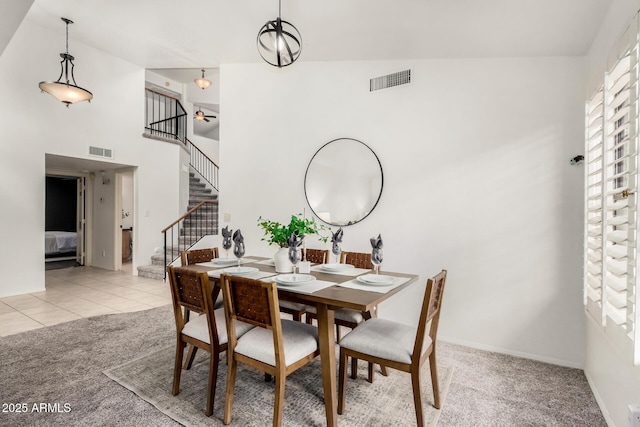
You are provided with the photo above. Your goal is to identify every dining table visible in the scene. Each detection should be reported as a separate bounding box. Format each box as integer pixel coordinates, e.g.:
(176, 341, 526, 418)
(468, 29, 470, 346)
(184, 256, 419, 427)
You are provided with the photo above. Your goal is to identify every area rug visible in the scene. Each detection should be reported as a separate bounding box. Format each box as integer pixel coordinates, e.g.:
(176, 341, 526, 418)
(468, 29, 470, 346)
(104, 345, 453, 427)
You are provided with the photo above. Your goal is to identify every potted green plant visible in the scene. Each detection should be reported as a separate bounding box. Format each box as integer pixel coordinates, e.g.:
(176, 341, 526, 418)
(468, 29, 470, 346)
(257, 214, 329, 272)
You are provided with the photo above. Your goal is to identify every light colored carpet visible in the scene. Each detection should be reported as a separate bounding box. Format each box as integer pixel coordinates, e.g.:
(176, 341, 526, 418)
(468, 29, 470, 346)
(0, 304, 605, 426)
(104, 344, 453, 426)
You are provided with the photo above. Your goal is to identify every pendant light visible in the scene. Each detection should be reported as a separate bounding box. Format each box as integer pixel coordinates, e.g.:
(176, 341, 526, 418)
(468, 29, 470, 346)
(38, 17, 93, 107)
(194, 68, 212, 90)
(257, 0, 302, 67)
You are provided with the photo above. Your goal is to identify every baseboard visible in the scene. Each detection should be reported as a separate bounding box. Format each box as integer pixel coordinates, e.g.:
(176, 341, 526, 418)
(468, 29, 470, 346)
(584, 371, 616, 427)
(438, 335, 583, 369)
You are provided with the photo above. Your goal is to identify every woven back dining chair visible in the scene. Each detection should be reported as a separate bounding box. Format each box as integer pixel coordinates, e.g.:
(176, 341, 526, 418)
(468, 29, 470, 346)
(302, 248, 329, 264)
(338, 270, 448, 426)
(306, 250, 384, 381)
(180, 247, 220, 265)
(180, 247, 224, 311)
(279, 248, 328, 323)
(220, 274, 320, 427)
(168, 266, 253, 417)
(340, 251, 374, 269)
(277, 249, 328, 323)
(178, 247, 224, 368)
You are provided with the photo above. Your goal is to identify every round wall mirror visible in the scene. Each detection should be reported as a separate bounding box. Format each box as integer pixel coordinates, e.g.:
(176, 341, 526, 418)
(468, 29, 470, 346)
(304, 138, 383, 226)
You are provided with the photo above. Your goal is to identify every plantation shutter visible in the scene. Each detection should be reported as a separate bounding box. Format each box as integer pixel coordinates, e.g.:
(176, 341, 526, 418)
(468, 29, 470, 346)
(585, 88, 604, 321)
(584, 13, 640, 363)
(604, 52, 633, 331)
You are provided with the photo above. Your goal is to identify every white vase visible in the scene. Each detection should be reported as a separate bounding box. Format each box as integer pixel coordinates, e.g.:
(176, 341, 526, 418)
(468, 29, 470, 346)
(274, 247, 293, 273)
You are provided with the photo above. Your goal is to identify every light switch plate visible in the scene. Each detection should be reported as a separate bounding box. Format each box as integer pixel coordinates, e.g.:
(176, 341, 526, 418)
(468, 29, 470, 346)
(629, 403, 640, 427)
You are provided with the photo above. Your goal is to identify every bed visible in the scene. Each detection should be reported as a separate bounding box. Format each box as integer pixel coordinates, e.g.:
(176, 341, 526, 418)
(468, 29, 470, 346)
(45, 231, 78, 256)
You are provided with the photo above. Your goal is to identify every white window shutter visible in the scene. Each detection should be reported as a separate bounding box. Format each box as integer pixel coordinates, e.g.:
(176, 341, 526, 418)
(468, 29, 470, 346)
(584, 20, 640, 363)
(585, 88, 604, 321)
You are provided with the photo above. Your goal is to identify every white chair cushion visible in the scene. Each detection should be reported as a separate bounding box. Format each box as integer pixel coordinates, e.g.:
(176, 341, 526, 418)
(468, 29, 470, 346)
(306, 307, 364, 324)
(339, 318, 430, 365)
(182, 309, 253, 346)
(334, 308, 364, 324)
(235, 319, 319, 367)
(279, 300, 308, 312)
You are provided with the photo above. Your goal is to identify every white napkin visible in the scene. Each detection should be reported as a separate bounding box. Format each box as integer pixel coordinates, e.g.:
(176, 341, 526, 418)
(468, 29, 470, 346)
(336, 276, 412, 294)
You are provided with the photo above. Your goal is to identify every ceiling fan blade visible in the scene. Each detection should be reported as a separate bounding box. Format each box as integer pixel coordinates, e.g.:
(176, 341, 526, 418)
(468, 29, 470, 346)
(204, 117, 210, 122)
(205, 115, 217, 119)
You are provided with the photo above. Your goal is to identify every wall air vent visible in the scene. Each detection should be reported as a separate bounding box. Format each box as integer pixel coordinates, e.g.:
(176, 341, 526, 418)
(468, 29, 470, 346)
(89, 146, 113, 158)
(370, 69, 411, 92)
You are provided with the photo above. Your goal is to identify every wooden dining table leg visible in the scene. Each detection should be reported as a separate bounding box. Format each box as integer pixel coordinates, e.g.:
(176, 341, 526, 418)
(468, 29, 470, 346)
(316, 303, 338, 427)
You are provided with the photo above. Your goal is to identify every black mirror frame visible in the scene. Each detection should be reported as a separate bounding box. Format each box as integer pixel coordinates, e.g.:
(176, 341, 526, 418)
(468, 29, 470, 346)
(303, 138, 384, 226)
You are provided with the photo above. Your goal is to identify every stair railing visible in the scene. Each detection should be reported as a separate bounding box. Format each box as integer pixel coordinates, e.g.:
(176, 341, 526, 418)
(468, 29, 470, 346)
(145, 88, 187, 144)
(187, 138, 219, 191)
(161, 200, 218, 279)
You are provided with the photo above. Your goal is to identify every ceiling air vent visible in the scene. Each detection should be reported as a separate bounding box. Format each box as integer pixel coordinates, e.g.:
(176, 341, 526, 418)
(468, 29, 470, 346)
(89, 146, 113, 158)
(370, 69, 411, 92)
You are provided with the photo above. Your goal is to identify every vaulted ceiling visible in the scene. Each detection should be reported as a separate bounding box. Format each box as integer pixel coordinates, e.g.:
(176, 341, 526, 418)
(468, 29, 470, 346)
(17, 0, 612, 70)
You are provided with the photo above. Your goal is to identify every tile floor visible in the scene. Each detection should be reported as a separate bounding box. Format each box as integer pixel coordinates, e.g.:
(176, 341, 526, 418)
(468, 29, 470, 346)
(0, 263, 171, 337)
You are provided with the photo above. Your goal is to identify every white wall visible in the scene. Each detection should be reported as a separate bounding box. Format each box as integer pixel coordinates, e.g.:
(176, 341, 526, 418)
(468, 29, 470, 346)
(0, 17, 182, 297)
(584, 0, 640, 425)
(220, 57, 586, 367)
(0, 0, 33, 56)
(92, 170, 117, 269)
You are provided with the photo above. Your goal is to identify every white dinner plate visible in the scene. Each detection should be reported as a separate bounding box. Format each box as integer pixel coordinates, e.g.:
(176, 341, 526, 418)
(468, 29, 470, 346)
(320, 263, 354, 272)
(213, 258, 239, 265)
(274, 274, 316, 286)
(222, 266, 259, 275)
(356, 274, 395, 286)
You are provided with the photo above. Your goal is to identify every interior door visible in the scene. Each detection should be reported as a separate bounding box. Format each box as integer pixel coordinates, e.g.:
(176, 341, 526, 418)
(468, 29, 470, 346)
(76, 176, 86, 266)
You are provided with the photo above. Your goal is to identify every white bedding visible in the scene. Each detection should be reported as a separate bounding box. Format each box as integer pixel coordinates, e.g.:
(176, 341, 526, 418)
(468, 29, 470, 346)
(45, 231, 77, 255)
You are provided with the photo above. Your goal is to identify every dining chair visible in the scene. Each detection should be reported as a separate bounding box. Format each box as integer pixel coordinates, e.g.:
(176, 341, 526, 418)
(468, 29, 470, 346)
(181, 247, 220, 265)
(306, 251, 373, 338)
(179, 247, 224, 369)
(180, 247, 224, 311)
(340, 251, 374, 269)
(302, 248, 329, 264)
(278, 249, 328, 323)
(338, 270, 448, 426)
(167, 266, 253, 417)
(220, 274, 320, 427)
(278, 248, 329, 323)
(305, 250, 383, 381)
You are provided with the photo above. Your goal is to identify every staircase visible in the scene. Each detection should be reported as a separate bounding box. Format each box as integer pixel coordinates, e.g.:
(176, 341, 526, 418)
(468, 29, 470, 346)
(137, 172, 219, 280)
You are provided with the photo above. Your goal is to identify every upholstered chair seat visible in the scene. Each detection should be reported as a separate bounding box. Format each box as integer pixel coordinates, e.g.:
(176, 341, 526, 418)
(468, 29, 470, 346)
(338, 318, 430, 364)
(235, 320, 319, 367)
(183, 310, 253, 346)
(338, 270, 448, 427)
(305, 306, 364, 324)
(168, 266, 254, 417)
(221, 274, 321, 426)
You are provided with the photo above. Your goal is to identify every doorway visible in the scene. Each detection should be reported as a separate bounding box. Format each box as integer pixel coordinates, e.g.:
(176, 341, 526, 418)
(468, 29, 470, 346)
(118, 170, 134, 272)
(44, 174, 87, 269)
(46, 153, 135, 274)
